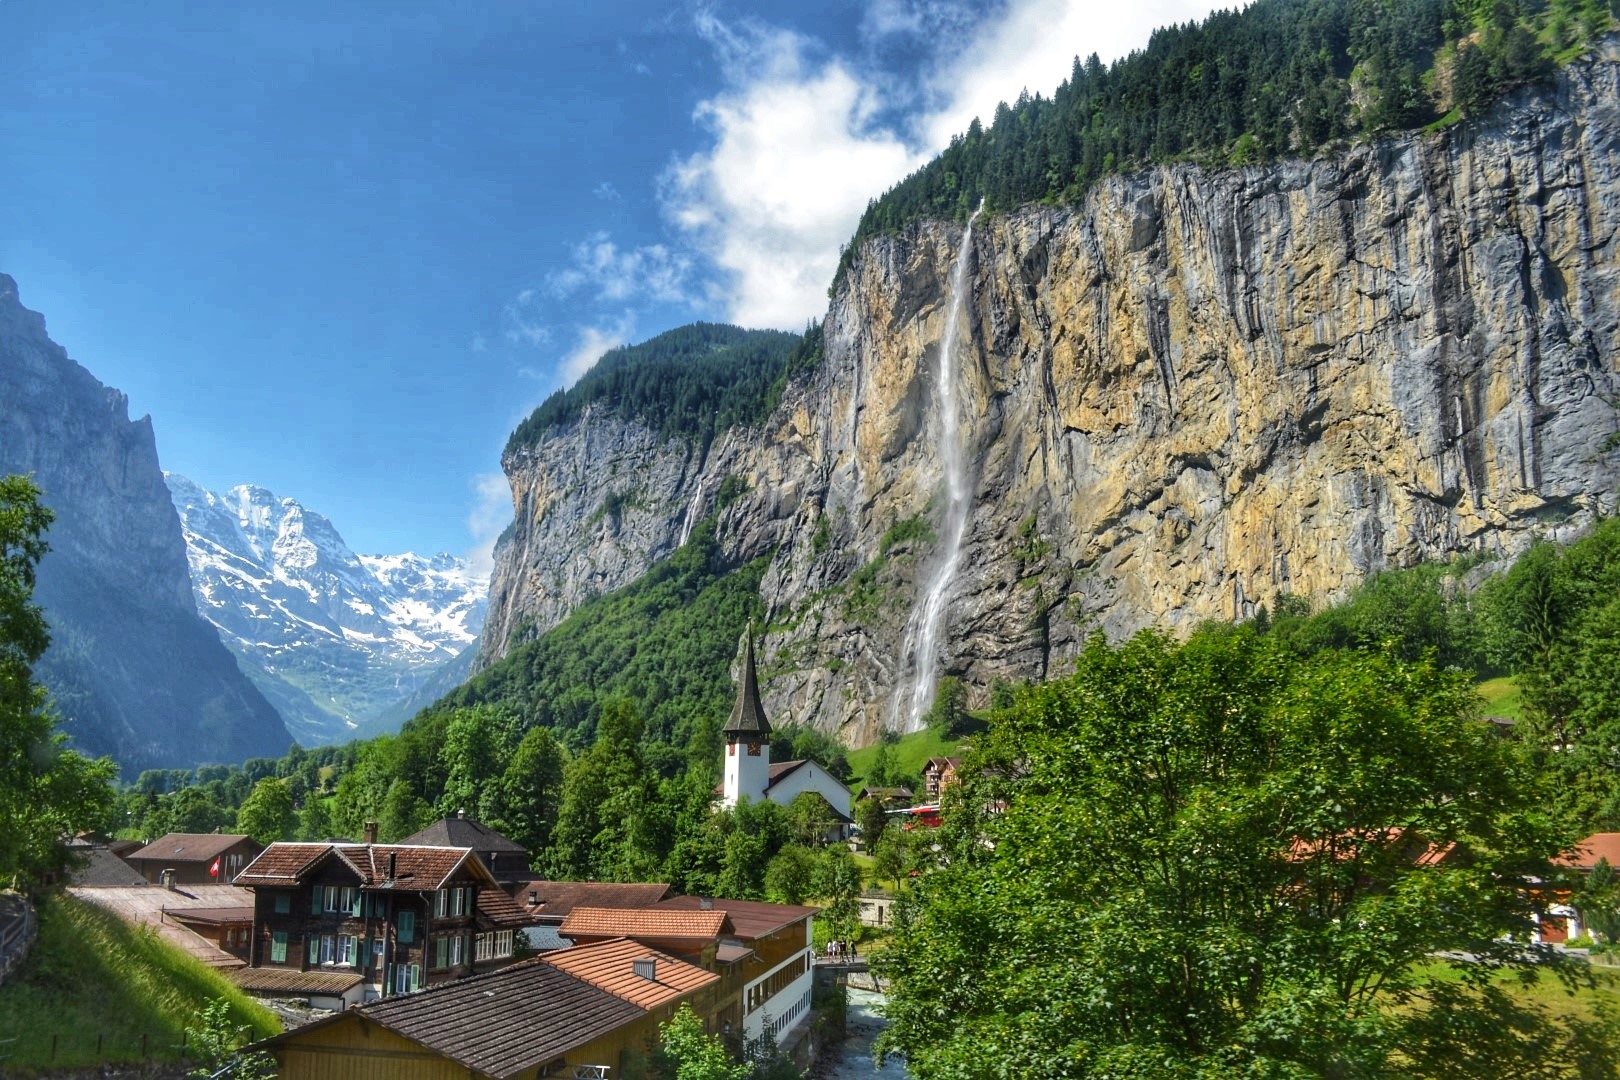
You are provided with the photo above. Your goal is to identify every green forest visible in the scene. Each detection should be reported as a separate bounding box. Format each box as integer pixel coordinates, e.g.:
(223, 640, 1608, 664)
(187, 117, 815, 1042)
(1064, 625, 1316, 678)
(506, 322, 821, 453)
(836, 0, 1618, 286)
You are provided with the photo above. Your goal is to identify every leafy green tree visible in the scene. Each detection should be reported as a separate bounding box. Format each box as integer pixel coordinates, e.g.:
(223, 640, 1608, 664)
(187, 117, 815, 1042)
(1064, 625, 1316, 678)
(1578, 857, 1620, 945)
(162, 786, 229, 835)
(378, 778, 433, 842)
(296, 795, 334, 842)
(922, 676, 969, 736)
(656, 1002, 749, 1080)
(854, 797, 888, 851)
(870, 829, 910, 893)
(877, 630, 1581, 1078)
(437, 705, 508, 821)
(786, 791, 838, 848)
(235, 778, 295, 844)
(813, 846, 863, 944)
(763, 844, 817, 905)
(492, 725, 566, 856)
(548, 699, 661, 880)
(0, 475, 116, 888)
(185, 997, 275, 1080)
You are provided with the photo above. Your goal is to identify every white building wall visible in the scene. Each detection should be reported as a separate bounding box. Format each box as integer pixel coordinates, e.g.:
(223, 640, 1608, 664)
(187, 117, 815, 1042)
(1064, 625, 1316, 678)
(765, 762, 853, 819)
(723, 739, 770, 808)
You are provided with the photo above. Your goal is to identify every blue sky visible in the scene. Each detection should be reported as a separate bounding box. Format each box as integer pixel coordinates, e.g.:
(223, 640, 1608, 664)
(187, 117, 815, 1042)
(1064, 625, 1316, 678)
(2, 0, 1224, 570)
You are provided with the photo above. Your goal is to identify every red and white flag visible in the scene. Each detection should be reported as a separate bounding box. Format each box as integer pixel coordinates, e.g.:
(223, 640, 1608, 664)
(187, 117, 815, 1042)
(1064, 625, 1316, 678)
(209, 856, 221, 878)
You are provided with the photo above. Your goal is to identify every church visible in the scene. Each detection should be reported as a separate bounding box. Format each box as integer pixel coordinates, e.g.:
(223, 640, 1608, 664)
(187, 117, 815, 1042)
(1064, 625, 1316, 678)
(721, 635, 854, 823)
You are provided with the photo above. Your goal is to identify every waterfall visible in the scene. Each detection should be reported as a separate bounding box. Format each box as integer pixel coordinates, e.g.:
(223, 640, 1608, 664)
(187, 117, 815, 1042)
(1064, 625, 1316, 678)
(892, 202, 982, 732)
(677, 474, 706, 547)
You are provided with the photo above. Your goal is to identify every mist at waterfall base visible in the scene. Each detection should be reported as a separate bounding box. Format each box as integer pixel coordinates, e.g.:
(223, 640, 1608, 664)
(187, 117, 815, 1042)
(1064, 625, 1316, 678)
(889, 201, 984, 733)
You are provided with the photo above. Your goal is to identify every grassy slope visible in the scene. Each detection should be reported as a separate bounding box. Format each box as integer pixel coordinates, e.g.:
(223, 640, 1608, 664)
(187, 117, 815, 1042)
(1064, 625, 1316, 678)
(0, 892, 278, 1072)
(1478, 675, 1525, 721)
(846, 727, 967, 789)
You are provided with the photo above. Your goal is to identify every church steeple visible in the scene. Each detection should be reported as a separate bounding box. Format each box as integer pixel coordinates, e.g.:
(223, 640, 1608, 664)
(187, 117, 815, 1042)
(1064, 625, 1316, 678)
(722, 628, 771, 808)
(724, 631, 771, 739)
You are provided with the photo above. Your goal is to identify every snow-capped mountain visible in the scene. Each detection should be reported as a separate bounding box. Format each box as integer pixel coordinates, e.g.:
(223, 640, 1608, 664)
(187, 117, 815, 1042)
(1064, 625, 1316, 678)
(165, 473, 487, 745)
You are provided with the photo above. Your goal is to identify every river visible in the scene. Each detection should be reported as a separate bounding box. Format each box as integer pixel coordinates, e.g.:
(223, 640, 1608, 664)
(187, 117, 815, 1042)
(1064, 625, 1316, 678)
(822, 987, 913, 1079)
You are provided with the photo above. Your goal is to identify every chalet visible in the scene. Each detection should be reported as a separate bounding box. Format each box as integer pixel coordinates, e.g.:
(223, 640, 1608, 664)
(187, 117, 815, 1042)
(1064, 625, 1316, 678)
(253, 940, 718, 1079)
(233, 831, 529, 1003)
(509, 879, 675, 951)
(721, 636, 853, 825)
(921, 757, 961, 801)
(125, 832, 263, 886)
(563, 895, 819, 1048)
(1537, 832, 1620, 943)
(67, 881, 252, 969)
(400, 811, 534, 884)
(852, 786, 915, 808)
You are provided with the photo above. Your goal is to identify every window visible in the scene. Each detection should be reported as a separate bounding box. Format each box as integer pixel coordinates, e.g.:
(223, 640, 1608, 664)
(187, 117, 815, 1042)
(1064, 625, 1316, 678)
(270, 931, 287, 963)
(273, 892, 290, 915)
(453, 887, 469, 917)
(450, 933, 464, 966)
(320, 934, 336, 965)
(475, 931, 514, 962)
(391, 963, 420, 995)
(398, 910, 415, 943)
(337, 934, 357, 966)
(434, 889, 447, 918)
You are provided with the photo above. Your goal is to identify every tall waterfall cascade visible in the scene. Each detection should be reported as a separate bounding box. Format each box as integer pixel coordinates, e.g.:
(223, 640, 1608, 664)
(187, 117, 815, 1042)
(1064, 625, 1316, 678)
(891, 201, 983, 733)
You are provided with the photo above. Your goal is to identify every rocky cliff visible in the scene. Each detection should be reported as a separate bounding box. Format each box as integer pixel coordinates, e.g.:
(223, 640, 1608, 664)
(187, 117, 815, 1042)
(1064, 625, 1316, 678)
(0, 275, 292, 770)
(482, 44, 1620, 747)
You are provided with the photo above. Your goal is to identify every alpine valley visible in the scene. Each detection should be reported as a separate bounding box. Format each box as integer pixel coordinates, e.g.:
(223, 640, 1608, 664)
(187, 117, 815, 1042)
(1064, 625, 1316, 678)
(165, 475, 488, 747)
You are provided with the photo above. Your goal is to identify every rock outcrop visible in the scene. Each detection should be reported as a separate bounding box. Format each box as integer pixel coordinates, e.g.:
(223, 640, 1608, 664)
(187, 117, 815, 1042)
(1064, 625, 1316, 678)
(481, 44, 1620, 748)
(0, 275, 293, 770)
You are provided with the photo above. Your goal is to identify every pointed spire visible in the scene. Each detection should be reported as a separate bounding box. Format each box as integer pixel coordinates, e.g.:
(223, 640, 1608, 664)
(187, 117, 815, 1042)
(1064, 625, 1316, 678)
(724, 627, 771, 738)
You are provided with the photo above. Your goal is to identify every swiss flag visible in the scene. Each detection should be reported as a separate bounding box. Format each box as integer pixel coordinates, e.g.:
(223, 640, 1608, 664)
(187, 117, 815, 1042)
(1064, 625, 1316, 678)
(209, 857, 221, 878)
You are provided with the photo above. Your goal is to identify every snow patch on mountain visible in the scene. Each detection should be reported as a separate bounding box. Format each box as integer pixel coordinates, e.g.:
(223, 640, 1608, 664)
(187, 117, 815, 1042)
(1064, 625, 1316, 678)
(166, 473, 487, 745)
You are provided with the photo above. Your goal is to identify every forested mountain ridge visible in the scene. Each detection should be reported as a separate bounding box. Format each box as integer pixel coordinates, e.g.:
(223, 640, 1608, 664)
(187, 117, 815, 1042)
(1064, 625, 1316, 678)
(837, 0, 1620, 284)
(481, 38, 1620, 748)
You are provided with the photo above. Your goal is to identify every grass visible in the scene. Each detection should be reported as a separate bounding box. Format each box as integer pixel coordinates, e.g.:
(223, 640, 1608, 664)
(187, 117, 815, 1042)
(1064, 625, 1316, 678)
(1478, 675, 1525, 722)
(846, 726, 967, 788)
(0, 892, 278, 1072)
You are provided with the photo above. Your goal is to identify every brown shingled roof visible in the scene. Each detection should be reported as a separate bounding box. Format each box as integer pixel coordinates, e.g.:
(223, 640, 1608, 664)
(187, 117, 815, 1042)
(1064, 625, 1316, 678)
(127, 833, 256, 864)
(724, 635, 771, 737)
(476, 884, 534, 929)
(229, 967, 364, 995)
(543, 937, 718, 1009)
(561, 906, 728, 941)
(234, 843, 332, 886)
(254, 958, 644, 1079)
(655, 895, 818, 940)
(510, 880, 674, 921)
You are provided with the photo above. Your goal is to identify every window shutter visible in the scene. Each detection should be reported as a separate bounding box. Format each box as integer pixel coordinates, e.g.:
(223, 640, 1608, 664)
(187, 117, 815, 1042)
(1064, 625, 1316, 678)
(311, 888, 322, 914)
(307, 935, 319, 964)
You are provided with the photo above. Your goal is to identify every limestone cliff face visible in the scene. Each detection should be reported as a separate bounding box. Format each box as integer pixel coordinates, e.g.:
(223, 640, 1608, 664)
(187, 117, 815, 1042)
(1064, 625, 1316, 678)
(0, 275, 293, 770)
(482, 44, 1620, 747)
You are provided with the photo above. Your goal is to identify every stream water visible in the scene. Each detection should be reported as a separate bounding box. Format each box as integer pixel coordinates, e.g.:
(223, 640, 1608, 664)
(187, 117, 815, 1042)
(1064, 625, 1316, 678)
(823, 988, 913, 1079)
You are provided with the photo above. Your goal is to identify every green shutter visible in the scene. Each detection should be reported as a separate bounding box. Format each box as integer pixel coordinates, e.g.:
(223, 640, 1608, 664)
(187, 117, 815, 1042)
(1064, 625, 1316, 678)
(310, 888, 322, 914)
(398, 909, 414, 943)
(307, 935, 318, 964)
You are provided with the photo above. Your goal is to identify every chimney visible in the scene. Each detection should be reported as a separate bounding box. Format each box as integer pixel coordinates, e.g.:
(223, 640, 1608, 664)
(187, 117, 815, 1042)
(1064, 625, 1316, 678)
(363, 821, 378, 845)
(632, 957, 658, 982)
(160, 868, 176, 891)
(456, 808, 465, 819)
(387, 852, 397, 880)
(699, 896, 713, 911)
(528, 890, 538, 906)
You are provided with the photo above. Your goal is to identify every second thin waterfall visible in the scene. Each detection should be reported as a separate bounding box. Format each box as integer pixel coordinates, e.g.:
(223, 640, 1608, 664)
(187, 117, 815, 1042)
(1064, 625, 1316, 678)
(893, 201, 983, 732)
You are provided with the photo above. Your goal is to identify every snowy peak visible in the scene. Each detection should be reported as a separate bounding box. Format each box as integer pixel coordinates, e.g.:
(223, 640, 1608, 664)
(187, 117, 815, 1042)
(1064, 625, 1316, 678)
(165, 473, 487, 744)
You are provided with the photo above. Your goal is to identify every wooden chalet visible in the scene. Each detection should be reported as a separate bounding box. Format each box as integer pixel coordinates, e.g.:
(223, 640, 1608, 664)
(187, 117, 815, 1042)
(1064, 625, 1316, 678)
(233, 837, 529, 1003)
(254, 940, 719, 1079)
(920, 757, 961, 802)
(125, 832, 263, 886)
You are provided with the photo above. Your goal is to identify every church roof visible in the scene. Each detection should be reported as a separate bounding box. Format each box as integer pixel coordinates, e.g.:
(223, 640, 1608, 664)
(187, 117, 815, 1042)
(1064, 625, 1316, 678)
(724, 634, 771, 738)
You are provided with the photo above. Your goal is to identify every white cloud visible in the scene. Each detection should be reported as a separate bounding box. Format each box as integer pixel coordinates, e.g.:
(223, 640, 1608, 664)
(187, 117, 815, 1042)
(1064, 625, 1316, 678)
(546, 233, 692, 305)
(665, 1, 1230, 330)
(593, 181, 622, 201)
(503, 290, 551, 346)
(559, 316, 635, 386)
(465, 472, 511, 579)
(663, 17, 928, 330)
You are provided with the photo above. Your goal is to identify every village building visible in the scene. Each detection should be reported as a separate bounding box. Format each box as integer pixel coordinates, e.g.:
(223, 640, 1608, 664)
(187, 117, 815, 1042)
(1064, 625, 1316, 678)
(720, 636, 853, 825)
(400, 811, 535, 884)
(562, 895, 819, 1048)
(125, 832, 263, 886)
(1537, 831, 1620, 943)
(67, 880, 253, 970)
(920, 757, 961, 802)
(254, 939, 718, 1079)
(232, 828, 529, 1005)
(509, 880, 676, 952)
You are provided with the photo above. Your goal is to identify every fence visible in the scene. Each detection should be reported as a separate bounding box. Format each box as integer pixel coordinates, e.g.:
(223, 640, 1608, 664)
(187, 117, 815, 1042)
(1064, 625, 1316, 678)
(0, 892, 37, 990)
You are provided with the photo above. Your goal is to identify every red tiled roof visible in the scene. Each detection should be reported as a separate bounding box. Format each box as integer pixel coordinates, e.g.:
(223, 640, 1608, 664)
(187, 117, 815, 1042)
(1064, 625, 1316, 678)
(561, 906, 728, 941)
(253, 958, 644, 1079)
(1285, 828, 1457, 868)
(234, 843, 332, 886)
(127, 833, 257, 864)
(654, 896, 817, 940)
(1555, 833, 1620, 871)
(509, 880, 674, 920)
(543, 937, 718, 1009)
